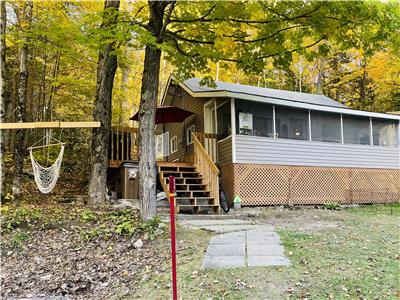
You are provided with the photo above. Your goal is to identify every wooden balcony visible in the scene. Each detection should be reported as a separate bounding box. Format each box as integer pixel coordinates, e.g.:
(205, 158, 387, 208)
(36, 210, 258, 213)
(109, 126, 138, 168)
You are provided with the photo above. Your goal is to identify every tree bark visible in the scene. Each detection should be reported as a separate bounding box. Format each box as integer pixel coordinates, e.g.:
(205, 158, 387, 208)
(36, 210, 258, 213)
(0, 0, 6, 199)
(12, 0, 33, 202)
(118, 64, 129, 126)
(88, 0, 120, 206)
(138, 1, 171, 220)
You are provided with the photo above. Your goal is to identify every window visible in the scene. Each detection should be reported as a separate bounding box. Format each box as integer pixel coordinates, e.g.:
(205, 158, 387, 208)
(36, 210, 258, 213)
(275, 106, 309, 140)
(372, 118, 398, 146)
(156, 132, 169, 160)
(186, 124, 195, 145)
(311, 111, 341, 143)
(343, 115, 370, 145)
(170, 136, 178, 153)
(217, 101, 231, 140)
(235, 100, 273, 137)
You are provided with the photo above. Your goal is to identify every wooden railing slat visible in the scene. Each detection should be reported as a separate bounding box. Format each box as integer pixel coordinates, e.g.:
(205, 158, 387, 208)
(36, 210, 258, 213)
(109, 126, 139, 167)
(192, 132, 219, 210)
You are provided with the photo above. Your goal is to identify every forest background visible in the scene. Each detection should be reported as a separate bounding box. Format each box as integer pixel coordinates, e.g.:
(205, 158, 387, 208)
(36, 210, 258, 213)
(1, 0, 399, 205)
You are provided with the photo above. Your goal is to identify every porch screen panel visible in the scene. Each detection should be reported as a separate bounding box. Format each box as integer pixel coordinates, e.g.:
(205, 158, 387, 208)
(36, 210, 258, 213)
(343, 115, 370, 145)
(217, 101, 231, 140)
(235, 99, 273, 137)
(275, 106, 309, 140)
(372, 118, 398, 146)
(311, 111, 341, 143)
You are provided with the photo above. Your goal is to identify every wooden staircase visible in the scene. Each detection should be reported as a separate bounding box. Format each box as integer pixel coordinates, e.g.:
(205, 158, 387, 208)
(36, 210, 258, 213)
(158, 162, 220, 214)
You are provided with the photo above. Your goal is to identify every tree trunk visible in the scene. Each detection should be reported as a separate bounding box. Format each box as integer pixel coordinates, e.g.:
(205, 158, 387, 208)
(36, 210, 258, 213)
(138, 1, 167, 220)
(118, 64, 129, 126)
(88, 0, 120, 206)
(12, 0, 33, 202)
(0, 0, 6, 199)
(138, 46, 161, 220)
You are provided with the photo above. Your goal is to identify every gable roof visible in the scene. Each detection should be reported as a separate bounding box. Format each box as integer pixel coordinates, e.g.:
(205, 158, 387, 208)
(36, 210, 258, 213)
(183, 78, 346, 109)
(166, 77, 399, 121)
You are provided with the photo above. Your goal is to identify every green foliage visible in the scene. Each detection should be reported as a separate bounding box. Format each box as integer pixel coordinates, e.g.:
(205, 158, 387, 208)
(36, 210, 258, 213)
(11, 231, 29, 249)
(80, 210, 96, 222)
(1, 206, 43, 231)
(1, 204, 163, 244)
(322, 203, 341, 210)
(115, 220, 135, 235)
(135, 216, 161, 240)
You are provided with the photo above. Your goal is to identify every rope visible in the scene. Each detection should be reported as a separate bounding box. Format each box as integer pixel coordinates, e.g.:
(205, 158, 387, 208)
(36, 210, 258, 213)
(29, 143, 65, 194)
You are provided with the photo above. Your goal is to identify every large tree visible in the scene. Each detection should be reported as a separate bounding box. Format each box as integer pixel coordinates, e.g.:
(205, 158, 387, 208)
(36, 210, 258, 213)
(88, 0, 121, 206)
(12, 0, 33, 202)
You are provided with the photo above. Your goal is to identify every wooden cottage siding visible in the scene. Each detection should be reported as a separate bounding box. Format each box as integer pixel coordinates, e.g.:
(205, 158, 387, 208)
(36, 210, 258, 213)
(163, 88, 207, 162)
(217, 136, 232, 165)
(235, 135, 400, 169)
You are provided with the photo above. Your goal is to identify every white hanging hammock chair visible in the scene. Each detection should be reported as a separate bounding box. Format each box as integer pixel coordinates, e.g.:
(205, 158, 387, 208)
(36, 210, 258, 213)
(28, 136, 65, 194)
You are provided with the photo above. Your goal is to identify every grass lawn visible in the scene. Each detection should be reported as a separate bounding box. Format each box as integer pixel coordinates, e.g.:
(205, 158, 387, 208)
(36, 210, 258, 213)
(132, 204, 400, 300)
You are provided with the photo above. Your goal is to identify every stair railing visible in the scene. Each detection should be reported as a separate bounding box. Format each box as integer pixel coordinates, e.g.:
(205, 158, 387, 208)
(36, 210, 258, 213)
(192, 132, 220, 208)
(193, 132, 218, 162)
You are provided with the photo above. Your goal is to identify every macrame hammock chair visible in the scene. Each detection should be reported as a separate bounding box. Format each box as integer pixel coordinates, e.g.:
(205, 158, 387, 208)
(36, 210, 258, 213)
(28, 134, 65, 194)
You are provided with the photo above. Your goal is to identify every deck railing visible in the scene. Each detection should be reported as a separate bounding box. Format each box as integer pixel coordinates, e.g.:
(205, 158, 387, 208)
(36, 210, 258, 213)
(192, 132, 220, 210)
(193, 132, 218, 162)
(109, 126, 138, 168)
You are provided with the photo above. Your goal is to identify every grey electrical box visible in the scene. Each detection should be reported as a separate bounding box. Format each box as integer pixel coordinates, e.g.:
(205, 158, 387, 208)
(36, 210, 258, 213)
(119, 161, 139, 199)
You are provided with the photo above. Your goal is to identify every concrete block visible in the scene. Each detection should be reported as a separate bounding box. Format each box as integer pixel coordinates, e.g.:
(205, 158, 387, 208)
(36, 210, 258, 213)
(247, 255, 291, 267)
(247, 244, 285, 256)
(202, 255, 245, 269)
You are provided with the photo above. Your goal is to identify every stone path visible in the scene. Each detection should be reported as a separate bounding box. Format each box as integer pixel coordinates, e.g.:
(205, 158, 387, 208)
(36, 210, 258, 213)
(178, 218, 290, 269)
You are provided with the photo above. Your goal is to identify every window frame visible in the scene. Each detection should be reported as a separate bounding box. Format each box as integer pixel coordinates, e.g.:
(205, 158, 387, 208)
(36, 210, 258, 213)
(170, 135, 178, 154)
(186, 124, 196, 145)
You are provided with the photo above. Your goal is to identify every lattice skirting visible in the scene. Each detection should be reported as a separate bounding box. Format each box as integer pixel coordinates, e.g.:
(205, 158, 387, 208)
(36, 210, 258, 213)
(221, 164, 400, 206)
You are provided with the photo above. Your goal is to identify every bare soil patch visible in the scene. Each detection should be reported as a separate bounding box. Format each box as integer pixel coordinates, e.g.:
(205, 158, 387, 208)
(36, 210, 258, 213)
(237, 206, 344, 232)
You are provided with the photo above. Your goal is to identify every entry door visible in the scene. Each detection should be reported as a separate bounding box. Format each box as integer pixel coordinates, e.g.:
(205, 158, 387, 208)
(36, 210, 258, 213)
(204, 100, 217, 161)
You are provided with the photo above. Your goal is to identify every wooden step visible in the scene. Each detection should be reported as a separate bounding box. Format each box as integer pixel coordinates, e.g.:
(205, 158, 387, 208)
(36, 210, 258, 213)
(166, 177, 203, 184)
(174, 197, 215, 206)
(175, 198, 195, 205)
(176, 204, 220, 214)
(162, 171, 200, 177)
(176, 191, 211, 198)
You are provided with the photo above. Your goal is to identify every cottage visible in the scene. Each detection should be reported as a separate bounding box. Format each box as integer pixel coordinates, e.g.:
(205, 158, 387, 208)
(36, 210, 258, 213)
(157, 77, 399, 211)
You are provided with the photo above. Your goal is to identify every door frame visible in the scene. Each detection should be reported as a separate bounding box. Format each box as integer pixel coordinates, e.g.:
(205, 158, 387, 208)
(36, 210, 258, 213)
(204, 99, 217, 134)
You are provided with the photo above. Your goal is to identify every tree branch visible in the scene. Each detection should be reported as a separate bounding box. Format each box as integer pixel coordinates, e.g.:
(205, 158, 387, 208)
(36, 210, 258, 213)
(158, 1, 176, 42)
(219, 35, 328, 63)
(166, 30, 214, 45)
(227, 24, 307, 43)
(169, 3, 216, 23)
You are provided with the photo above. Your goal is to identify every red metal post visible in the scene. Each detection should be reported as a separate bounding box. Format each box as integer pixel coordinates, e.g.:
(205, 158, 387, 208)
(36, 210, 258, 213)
(168, 176, 178, 300)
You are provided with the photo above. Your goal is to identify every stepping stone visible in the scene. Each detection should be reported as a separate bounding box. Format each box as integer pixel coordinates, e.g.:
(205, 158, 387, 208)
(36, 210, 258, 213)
(247, 230, 282, 245)
(179, 217, 291, 269)
(202, 255, 245, 269)
(206, 243, 245, 256)
(248, 255, 291, 267)
(247, 235, 282, 245)
(210, 231, 245, 245)
(180, 219, 253, 226)
(197, 224, 267, 234)
(247, 244, 286, 256)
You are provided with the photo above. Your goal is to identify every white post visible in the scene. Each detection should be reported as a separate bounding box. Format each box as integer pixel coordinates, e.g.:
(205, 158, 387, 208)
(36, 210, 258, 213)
(340, 113, 344, 144)
(231, 98, 236, 163)
(272, 105, 276, 138)
(369, 117, 374, 146)
(308, 110, 312, 141)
